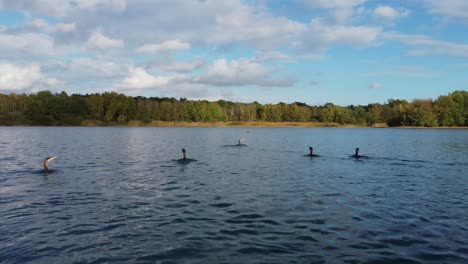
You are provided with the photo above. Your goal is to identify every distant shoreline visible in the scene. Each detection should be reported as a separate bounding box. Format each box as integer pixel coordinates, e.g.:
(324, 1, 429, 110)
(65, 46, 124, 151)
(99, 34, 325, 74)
(2, 121, 467, 128)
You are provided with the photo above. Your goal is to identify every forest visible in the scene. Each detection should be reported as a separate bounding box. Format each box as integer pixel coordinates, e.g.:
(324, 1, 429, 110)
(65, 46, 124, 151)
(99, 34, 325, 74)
(0, 90, 466, 127)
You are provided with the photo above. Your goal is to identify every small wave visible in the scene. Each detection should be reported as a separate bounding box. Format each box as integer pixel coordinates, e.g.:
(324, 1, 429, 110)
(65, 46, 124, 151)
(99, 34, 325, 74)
(237, 245, 290, 255)
(136, 247, 205, 261)
(161, 186, 181, 191)
(232, 213, 264, 219)
(309, 228, 332, 235)
(414, 251, 466, 262)
(209, 202, 233, 208)
(223, 144, 248, 147)
(363, 257, 422, 264)
(379, 237, 428, 247)
(220, 228, 259, 236)
(296, 235, 318, 242)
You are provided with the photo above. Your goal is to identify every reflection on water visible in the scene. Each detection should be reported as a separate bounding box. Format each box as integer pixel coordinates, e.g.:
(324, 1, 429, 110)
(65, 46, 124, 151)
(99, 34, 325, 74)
(0, 127, 467, 263)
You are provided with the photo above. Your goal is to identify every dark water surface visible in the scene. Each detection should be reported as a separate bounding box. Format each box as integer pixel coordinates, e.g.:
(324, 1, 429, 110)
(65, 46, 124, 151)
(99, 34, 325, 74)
(1, 127, 467, 263)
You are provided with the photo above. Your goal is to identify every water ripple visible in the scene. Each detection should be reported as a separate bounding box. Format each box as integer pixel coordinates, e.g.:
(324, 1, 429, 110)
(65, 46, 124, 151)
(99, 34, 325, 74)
(0, 127, 467, 263)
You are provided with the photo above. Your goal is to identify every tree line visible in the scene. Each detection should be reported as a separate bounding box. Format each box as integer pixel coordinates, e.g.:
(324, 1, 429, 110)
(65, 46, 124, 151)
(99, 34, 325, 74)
(0, 90, 466, 127)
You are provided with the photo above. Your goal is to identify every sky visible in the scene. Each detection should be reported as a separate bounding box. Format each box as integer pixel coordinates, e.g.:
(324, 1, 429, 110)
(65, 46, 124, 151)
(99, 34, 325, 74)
(0, 0, 467, 106)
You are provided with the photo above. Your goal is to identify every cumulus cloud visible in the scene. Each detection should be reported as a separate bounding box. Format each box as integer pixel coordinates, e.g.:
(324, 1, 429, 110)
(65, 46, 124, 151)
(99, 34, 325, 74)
(303, 0, 367, 9)
(253, 51, 294, 63)
(118, 67, 172, 90)
(87, 30, 124, 49)
(136, 40, 191, 54)
(147, 56, 204, 73)
(31, 0, 306, 49)
(117, 57, 295, 96)
(368, 82, 382, 89)
(305, 19, 380, 49)
(0, 32, 55, 56)
(209, 7, 306, 47)
(0, 63, 60, 91)
(197, 58, 295, 87)
(0, 0, 126, 17)
(1, 0, 463, 101)
(32, 19, 76, 33)
(115, 66, 210, 98)
(373, 6, 409, 21)
(422, 0, 468, 19)
(74, 0, 126, 12)
(303, 0, 368, 23)
(383, 31, 468, 57)
(67, 58, 126, 77)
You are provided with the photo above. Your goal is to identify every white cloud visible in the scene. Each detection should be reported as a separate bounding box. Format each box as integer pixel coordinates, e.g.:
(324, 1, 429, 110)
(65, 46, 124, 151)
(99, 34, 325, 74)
(68, 58, 125, 77)
(136, 40, 191, 54)
(55, 22, 77, 32)
(383, 31, 468, 57)
(0, 32, 55, 56)
(118, 67, 171, 90)
(32, 18, 76, 33)
(303, 0, 367, 9)
(198, 58, 295, 87)
(303, 0, 368, 23)
(308, 19, 380, 46)
(0, 62, 60, 91)
(1, 0, 464, 101)
(422, 0, 468, 19)
(368, 82, 382, 89)
(87, 30, 124, 49)
(74, 0, 126, 12)
(373, 6, 409, 21)
(208, 3, 306, 47)
(147, 57, 204, 73)
(3, 0, 305, 50)
(253, 51, 294, 63)
(115, 66, 210, 98)
(0, 0, 126, 17)
(366, 66, 439, 77)
(116, 57, 295, 97)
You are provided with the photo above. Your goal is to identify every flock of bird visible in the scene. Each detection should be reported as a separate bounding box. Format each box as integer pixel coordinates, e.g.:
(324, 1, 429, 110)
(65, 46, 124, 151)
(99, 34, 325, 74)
(42, 139, 367, 173)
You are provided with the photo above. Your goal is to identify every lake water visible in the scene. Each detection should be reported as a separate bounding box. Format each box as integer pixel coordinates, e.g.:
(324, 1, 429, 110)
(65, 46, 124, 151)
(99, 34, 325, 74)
(1, 127, 467, 263)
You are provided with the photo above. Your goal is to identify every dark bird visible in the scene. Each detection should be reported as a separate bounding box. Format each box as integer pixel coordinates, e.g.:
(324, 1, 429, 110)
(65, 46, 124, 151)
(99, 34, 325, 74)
(351, 147, 368, 159)
(181, 148, 187, 161)
(306, 146, 320, 157)
(178, 148, 196, 163)
(236, 138, 246, 146)
(43, 156, 57, 172)
(354, 147, 360, 158)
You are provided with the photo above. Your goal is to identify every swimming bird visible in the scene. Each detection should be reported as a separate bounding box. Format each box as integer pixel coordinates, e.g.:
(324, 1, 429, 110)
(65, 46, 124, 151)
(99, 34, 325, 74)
(178, 148, 196, 163)
(181, 148, 187, 161)
(236, 138, 247, 146)
(43, 156, 57, 172)
(307, 146, 320, 157)
(351, 147, 368, 159)
(354, 147, 359, 158)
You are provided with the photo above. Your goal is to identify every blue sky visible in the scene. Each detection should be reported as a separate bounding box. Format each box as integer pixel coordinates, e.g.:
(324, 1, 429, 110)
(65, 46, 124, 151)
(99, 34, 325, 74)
(0, 0, 467, 105)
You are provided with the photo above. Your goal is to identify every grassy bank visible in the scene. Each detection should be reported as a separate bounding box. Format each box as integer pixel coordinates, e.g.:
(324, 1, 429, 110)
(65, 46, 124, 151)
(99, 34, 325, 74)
(79, 120, 364, 127)
(3, 121, 467, 128)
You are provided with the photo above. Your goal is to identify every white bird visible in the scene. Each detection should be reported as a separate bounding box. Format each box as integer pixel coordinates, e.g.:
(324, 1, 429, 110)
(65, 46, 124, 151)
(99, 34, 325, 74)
(43, 156, 57, 172)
